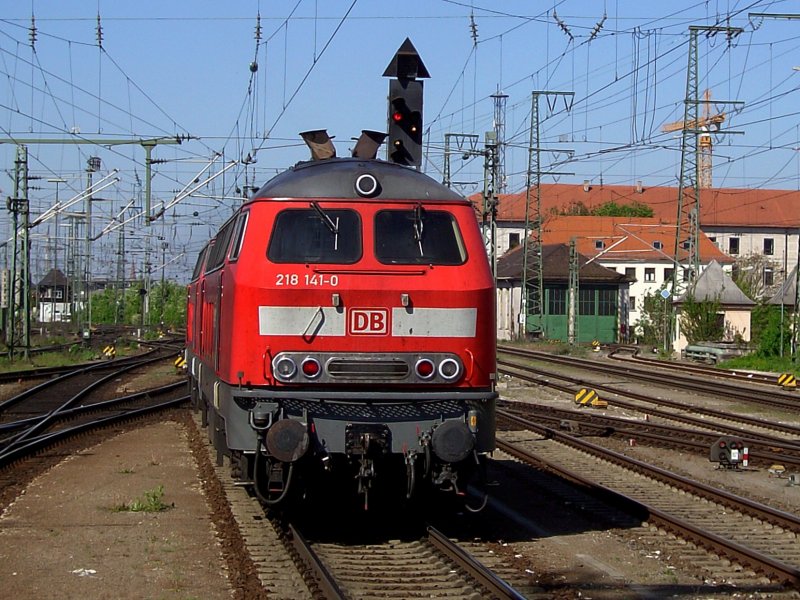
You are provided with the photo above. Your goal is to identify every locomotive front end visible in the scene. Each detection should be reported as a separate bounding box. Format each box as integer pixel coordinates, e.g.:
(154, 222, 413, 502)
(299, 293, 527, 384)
(191, 158, 497, 509)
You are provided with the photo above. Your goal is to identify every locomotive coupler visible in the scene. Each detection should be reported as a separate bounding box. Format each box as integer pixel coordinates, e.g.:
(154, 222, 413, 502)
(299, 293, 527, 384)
(346, 424, 390, 510)
(432, 463, 462, 495)
(405, 452, 417, 499)
(249, 406, 274, 431)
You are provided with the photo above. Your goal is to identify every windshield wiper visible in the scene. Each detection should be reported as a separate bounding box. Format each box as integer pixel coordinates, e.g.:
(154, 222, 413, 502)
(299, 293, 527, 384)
(413, 203, 424, 256)
(310, 201, 339, 250)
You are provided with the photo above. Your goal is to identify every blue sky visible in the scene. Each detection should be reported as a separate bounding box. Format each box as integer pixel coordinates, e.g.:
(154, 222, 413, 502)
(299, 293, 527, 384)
(2, 1, 800, 282)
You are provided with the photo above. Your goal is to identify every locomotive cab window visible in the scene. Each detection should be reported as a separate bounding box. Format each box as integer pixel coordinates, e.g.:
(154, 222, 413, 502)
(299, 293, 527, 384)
(268, 207, 361, 264)
(375, 207, 466, 265)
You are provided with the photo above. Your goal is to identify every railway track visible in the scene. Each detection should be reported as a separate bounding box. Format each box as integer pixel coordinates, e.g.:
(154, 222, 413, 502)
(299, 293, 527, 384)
(498, 344, 798, 413)
(497, 409, 800, 587)
(194, 410, 533, 599)
(497, 352, 800, 445)
(499, 399, 800, 469)
(0, 351, 188, 467)
(608, 344, 779, 385)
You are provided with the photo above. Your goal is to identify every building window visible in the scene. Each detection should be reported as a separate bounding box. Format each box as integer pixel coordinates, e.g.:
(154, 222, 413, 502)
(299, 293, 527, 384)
(764, 267, 774, 287)
(597, 288, 616, 316)
(508, 232, 520, 250)
(595, 240, 604, 250)
(764, 238, 774, 256)
(548, 287, 567, 315)
(729, 237, 740, 255)
(630, 296, 636, 311)
(644, 267, 656, 282)
(625, 267, 636, 281)
(653, 240, 663, 250)
(664, 268, 674, 283)
(579, 288, 595, 315)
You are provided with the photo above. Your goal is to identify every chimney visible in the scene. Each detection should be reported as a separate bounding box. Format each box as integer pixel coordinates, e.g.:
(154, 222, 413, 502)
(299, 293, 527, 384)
(636, 180, 643, 194)
(583, 179, 591, 193)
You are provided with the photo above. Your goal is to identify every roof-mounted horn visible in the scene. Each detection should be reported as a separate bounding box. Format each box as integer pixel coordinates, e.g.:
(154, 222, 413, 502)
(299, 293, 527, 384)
(300, 129, 336, 160)
(351, 130, 387, 160)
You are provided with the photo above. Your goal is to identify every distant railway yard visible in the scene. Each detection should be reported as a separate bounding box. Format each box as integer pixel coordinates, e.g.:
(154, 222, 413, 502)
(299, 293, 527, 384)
(0, 342, 799, 598)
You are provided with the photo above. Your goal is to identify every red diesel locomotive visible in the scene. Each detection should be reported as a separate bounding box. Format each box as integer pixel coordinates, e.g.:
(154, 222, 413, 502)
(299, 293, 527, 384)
(186, 137, 496, 509)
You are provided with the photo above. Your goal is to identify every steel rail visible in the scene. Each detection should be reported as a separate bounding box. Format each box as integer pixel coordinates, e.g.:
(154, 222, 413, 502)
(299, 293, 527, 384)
(286, 524, 346, 600)
(499, 344, 798, 411)
(500, 401, 800, 468)
(0, 381, 187, 434)
(498, 357, 800, 441)
(498, 409, 800, 533)
(427, 526, 526, 599)
(497, 417, 800, 584)
(0, 395, 187, 467)
(496, 432, 800, 586)
(608, 345, 777, 384)
(0, 353, 176, 453)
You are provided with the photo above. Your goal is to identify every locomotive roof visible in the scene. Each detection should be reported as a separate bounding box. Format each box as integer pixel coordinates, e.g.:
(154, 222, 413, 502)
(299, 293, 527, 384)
(251, 157, 465, 202)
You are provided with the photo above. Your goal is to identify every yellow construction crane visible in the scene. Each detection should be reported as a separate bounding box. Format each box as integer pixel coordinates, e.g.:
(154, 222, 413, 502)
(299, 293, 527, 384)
(662, 89, 725, 189)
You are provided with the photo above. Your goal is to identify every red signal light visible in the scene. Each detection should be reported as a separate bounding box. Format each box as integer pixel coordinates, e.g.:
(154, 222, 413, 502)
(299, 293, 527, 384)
(392, 111, 404, 122)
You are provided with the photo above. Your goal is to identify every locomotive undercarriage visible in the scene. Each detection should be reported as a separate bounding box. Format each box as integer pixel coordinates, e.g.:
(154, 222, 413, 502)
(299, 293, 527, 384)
(194, 376, 496, 510)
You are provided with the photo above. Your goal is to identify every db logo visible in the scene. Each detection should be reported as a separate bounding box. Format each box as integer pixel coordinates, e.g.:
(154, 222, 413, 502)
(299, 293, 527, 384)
(349, 308, 389, 335)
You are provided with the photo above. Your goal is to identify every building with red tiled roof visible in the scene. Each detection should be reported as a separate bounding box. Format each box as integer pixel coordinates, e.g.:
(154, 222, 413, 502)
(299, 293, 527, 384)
(475, 183, 798, 298)
(496, 243, 631, 342)
(493, 215, 729, 338)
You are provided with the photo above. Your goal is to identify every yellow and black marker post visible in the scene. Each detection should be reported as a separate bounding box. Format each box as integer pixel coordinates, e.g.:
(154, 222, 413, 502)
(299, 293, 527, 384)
(575, 388, 608, 408)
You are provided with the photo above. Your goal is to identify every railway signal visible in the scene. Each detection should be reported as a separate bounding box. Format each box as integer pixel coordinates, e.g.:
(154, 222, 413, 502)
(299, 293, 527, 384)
(709, 436, 748, 469)
(383, 38, 429, 167)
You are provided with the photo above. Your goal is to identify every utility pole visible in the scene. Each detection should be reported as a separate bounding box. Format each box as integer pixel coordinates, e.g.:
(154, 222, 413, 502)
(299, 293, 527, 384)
(47, 177, 65, 326)
(568, 238, 579, 345)
(0, 136, 185, 223)
(668, 25, 743, 354)
(521, 91, 574, 339)
(481, 131, 500, 277)
(0, 136, 184, 337)
(442, 133, 479, 189)
(491, 90, 509, 193)
(6, 145, 31, 359)
(443, 133, 500, 276)
(671, 26, 743, 293)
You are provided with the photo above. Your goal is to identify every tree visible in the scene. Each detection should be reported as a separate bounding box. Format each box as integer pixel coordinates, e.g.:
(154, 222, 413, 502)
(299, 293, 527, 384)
(634, 287, 670, 346)
(556, 200, 654, 217)
(679, 294, 724, 344)
(751, 303, 791, 357)
(89, 280, 186, 329)
(591, 200, 654, 218)
(731, 253, 778, 301)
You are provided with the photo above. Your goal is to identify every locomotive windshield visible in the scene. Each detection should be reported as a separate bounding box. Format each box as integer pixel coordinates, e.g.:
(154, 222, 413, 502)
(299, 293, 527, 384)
(375, 209, 467, 265)
(268, 208, 361, 263)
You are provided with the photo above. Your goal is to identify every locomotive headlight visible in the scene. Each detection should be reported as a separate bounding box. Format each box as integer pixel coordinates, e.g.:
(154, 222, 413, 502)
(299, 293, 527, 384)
(415, 358, 435, 379)
(273, 356, 297, 380)
(438, 358, 461, 381)
(301, 357, 322, 379)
